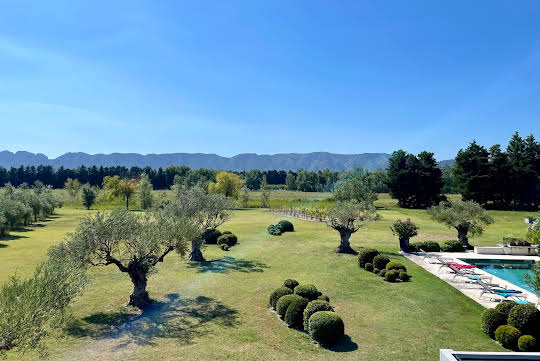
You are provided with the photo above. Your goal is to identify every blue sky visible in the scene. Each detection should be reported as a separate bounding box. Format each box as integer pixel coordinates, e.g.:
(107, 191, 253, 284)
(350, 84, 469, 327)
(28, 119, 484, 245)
(1, 1, 539, 160)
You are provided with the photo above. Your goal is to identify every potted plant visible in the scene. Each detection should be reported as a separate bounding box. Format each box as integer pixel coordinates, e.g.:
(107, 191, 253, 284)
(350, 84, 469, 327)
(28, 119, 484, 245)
(390, 219, 418, 252)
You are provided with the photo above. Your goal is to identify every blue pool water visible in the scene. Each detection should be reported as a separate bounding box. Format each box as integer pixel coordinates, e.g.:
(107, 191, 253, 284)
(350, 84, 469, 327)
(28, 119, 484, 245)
(459, 258, 536, 293)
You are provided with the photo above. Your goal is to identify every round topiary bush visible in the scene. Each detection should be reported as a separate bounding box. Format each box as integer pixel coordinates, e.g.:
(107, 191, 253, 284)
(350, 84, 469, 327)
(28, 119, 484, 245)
(283, 279, 299, 290)
(518, 335, 537, 352)
(222, 231, 232, 235)
(398, 271, 410, 282)
(308, 311, 344, 346)
(364, 263, 374, 272)
(276, 294, 304, 319)
(284, 297, 309, 329)
(386, 261, 407, 272)
(495, 301, 517, 320)
(277, 220, 294, 232)
(220, 244, 229, 251)
(481, 309, 506, 338)
(378, 269, 387, 278)
(204, 229, 222, 244)
(373, 254, 390, 270)
(441, 240, 465, 252)
(495, 325, 521, 350)
(508, 304, 540, 337)
(303, 300, 334, 330)
(269, 287, 293, 309)
(294, 284, 319, 300)
(318, 294, 330, 302)
(373, 268, 380, 274)
(217, 233, 238, 247)
(385, 269, 400, 282)
(358, 249, 380, 268)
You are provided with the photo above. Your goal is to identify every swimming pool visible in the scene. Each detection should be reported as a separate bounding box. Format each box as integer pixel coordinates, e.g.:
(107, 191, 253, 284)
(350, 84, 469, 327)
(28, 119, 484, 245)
(459, 258, 536, 293)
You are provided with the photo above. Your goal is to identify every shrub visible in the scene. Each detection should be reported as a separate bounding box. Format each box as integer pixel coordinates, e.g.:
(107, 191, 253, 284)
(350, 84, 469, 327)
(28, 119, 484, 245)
(269, 287, 293, 309)
(268, 224, 283, 236)
(518, 335, 537, 352)
(277, 220, 294, 232)
(220, 244, 229, 251)
(378, 269, 387, 278)
(222, 231, 232, 235)
(318, 294, 330, 302)
(481, 309, 506, 338)
(308, 311, 344, 346)
(495, 301, 517, 320)
(373, 255, 390, 270)
(294, 284, 319, 301)
(358, 248, 379, 268)
(373, 268, 380, 274)
(398, 271, 410, 282)
(364, 263, 374, 272)
(495, 325, 521, 350)
(276, 294, 304, 319)
(203, 229, 222, 244)
(385, 270, 400, 282)
(390, 219, 418, 239)
(508, 304, 540, 336)
(217, 233, 237, 247)
(303, 300, 334, 330)
(284, 297, 309, 329)
(386, 261, 407, 272)
(408, 241, 441, 253)
(283, 279, 299, 290)
(441, 240, 465, 252)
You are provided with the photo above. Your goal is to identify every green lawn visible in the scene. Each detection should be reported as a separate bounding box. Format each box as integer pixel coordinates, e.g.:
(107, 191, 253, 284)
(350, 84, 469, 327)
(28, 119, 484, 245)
(3, 200, 532, 360)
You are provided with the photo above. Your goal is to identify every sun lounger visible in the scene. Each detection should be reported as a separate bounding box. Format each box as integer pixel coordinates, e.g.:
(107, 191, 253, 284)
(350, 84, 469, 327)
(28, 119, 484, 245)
(476, 279, 526, 301)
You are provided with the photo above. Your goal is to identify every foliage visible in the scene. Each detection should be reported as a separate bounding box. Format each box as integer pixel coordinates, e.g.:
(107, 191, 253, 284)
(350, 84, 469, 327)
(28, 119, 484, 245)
(390, 219, 418, 240)
(294, 284, 319, 301)
(239, 186, 249, 208)
(507, 304, 540, 337)
(384, 269, 400, 282)
(138, 173, 154, 210)
(495, 325, 521, 351)
(245, 170, 262, 190)
(378, 269, 387, 278)
(481, 309, 506, 337)
(441, 240, 466, 252)
(386, 261, 407, 272)
(373, 268, 380, 274)
(81, 184, 97, 210)
(285, 172, 297, 191)
(283, 279, 299, 290)
(303, 300, 333, 330)
(332, 168, 377, 204)
(260, 176, 271, 208)
(284, 297, 309, 329)
(407, 241, 441, 253)
(102, 175, 138, 210)
(269, 287, 293, 309)
(267, 224, 282, 236)
(524, 262, 540, 299)
(208, 171, 244, 199)
(277, 220, 294, 232)
(276, 294, 303, 319)
(364, 263, 373, 272)
(220, 244, 229, 251)
(203, 229, 222, 245)
(386, 150, 446, 208)
(358, 248, 380, 268)
(518, 335, 537, 352)
(398, 271, 410, 282)
(317, 294, 330, 302)
(64, 178, 81, 201)
(217, 233, 238, 247)
(308, 311, 344, 346)
(494, 301, 517, 320)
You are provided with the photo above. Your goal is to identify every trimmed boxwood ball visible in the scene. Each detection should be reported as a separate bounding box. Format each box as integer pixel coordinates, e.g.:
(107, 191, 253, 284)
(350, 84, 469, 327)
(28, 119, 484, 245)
(398, 271, 410, 282)
(481, 309, 506, 338)
(204, 229, 222, 244)
(378, 269, 387, 278)
(283, 279, 299, 290)
(518, 335, 537, 352)
(495, 301, 517, 320)
(373, 255, 390, 270)
(217, 233, 238, 247)
(284, 297, 309, 329)
(364, 263, 374, 272)
(220, 244, 229, 251)
(294, 284, 319, 300)
(277, 220, 294, 232)
(508, 304, 540, 336)
(373, 268, 380, 274)
(386, 261, 407, 272)
(222, 231, 232, 235)
(317, 294, 330, 302)
(276, 294, 304, 319)
(385, 270, 400, 282)
(303, 300, 334, 330)
(358, 248, 379, 268)
(269, 287, 293, 309)
(495, 325, 521, 350)
(308, 311, 344, 346)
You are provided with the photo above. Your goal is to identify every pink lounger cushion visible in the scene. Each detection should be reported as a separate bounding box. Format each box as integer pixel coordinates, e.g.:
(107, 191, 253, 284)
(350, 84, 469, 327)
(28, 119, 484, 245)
(448, 262, 477, 269)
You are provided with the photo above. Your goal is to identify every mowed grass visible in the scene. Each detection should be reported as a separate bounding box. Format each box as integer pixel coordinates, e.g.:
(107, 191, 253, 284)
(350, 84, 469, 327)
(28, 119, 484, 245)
(3, 198, 534, 360)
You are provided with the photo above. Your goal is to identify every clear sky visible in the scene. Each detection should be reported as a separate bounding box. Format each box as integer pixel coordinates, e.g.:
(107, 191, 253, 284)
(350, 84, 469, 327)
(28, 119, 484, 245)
(1, 1, 539, 160)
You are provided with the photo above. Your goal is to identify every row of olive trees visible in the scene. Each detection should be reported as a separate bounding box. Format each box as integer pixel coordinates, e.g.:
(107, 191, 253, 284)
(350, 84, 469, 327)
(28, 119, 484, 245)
(0, 183, 62, 235)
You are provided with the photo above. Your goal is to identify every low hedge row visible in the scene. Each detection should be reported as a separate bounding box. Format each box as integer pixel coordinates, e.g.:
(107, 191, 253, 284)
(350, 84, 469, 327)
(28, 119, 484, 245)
(268, 279, 344, 347)
(358, 249, 411, 283)
(481, 302, 539, 351)
(408, 240, 466, 253)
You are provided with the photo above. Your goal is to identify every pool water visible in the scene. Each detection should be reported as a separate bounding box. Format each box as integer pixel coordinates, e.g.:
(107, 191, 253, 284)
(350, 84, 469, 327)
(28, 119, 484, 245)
(459, 258, 536, 293)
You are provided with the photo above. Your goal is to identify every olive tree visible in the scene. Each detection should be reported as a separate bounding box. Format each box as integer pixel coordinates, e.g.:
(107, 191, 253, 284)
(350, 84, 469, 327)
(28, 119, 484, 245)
(138, 173, 154, 210)
(428, 200, 494, 249)
(60, 210, 199, 309)
(165, 187, 233, 262)
(390, 219, 418, 252)
(326, 200, 380, 254)
(102, 176, 138, 210)
(64, 178, 82, 201)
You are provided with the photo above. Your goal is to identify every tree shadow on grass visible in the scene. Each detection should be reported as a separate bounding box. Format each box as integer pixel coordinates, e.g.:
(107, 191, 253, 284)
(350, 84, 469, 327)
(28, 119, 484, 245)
(66, 294, 239, 349)
(187, 256, 268, 274)
(0, 234, 29, 241)
(0, 243, 7, 248)
(327, 335, 358, 353)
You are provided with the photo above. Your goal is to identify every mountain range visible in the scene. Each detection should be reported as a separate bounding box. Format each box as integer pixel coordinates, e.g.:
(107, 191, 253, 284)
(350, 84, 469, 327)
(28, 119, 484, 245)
(0, 151, 453, 171)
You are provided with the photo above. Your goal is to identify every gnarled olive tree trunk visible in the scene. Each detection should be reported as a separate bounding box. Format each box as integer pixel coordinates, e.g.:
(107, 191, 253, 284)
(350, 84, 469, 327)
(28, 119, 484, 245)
(126, 263, 151, 309)
(188, 238, 205, 262)
(455, 224, 472, 249)
(336, 228, 357, 254)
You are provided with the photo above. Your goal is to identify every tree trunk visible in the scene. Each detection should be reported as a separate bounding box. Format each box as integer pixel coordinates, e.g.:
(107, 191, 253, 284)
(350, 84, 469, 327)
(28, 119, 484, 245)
(337, 229, 356, 254)
(456, 225, 472, 249)
(188, 239, 205, 262)
(399, 237, 410, 252)
(127, 270, 151, 309)
(126, 195, 129, 210)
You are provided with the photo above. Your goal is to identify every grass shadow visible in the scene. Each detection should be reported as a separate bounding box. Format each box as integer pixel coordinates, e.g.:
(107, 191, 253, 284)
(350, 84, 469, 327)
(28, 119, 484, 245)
(187, 256, 269, 274)
(0, 243, 7, 248)
(0, 234, 29, 241)
(327, 335, 358, 352)
(65, 294, 240, 348)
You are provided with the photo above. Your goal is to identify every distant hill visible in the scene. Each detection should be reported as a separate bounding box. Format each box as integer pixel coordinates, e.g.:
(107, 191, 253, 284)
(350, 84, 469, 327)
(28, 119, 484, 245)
(0, 151, 453, 171)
